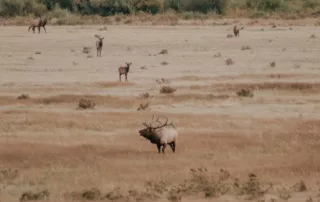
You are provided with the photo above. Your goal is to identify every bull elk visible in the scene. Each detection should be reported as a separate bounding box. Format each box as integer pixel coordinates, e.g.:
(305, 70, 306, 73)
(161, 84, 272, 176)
(118, 62, 132, 82)
(28, 17, 48, 34)
(139, 115, 178, 154)
(233, 25, 244, 37)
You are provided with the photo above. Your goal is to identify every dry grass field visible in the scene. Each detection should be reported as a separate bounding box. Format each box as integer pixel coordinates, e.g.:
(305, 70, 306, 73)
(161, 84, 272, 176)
(0, 22, 320, 202)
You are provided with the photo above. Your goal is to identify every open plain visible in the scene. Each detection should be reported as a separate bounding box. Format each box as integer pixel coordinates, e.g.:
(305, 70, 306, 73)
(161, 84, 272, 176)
(0, 23, 320, 202)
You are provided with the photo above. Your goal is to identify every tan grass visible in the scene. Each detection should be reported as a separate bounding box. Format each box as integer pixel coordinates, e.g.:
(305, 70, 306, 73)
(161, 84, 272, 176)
(189, 82, 320, 93)
(92, 81, 135, 88)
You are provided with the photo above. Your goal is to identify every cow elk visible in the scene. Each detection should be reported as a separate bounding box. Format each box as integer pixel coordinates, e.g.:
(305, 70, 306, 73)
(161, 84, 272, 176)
(233, 25, 244, 37)
(28, 17, 48, 34)
(95, 35, 104, 57)
(139, 115, 178, 154)
(118, 62, 132, 82)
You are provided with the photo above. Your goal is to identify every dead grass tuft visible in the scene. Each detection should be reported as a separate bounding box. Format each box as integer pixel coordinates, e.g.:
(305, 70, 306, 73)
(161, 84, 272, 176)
(236, 89, 254, 97)
(83, 47, 91, 54)
(159, 49, 168, 54)
(137, 102, 150, 111)
(0, 168, 19, 181)
(241, 45, 251, 50)
(213, 52, 222, 58)
(225, 58, 234, 65)
(78, 99, 96, 110)
(291, 180, 307, 192)
(160, 86, 176, 94)
(270, 61, 276, 67)
(227, 34, 234, 38)
(161, 61, 169, 65)
(310, 34, 317, 39)
(17, 93, 29, 100)
(156, 78, 171, 84)
(20, 190, 49, 201)
(138, 92, 152, 99)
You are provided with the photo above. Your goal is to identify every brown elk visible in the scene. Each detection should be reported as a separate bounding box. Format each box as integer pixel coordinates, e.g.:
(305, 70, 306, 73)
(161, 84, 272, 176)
(118, 62, 132, 82)
(233, 25, 244, 37)
(95, 35, 104, 57)
(139, 115, 178, 154)
(28, 17, 48, 34)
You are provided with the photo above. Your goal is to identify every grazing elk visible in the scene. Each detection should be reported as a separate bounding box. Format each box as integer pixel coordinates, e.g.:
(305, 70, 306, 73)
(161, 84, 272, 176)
(95, 35, 104, 57)
(28, 17, 48, 34)
(139, 115, 178, 154)
(118, 62, 132, 82)
(233, 25, 244, 37)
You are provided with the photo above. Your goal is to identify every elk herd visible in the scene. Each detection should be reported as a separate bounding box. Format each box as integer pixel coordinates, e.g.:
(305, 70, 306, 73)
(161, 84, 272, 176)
(26, 16, 246, 154)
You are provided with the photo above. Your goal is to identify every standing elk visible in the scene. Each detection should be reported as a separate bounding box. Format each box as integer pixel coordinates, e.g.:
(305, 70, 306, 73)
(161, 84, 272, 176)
(28, 17, 48, 34)
(139, 115, 178, 154)
(118, 62, 132, 82)
(233, 25, 244, 37)
(95, 34, 104, 57)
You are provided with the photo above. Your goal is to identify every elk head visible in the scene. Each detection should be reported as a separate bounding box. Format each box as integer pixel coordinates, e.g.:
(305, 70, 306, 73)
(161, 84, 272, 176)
(139, 114, 175, 139)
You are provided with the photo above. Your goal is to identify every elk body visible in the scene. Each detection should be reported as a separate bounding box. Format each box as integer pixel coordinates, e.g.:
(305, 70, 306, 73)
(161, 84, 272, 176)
(118, 62, 132, 82)
(28, 17, 48, 34)
(95, 35, 104, 57)
(139, 115, 178, 154)
(233, 25, 244, 37)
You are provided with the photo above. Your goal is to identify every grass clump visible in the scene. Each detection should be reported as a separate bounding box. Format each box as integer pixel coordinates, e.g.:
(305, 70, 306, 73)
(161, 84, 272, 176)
(20, 190, 49, 201)
(17, 93, 29, 100)
(137, 102, 150, 111)
(78, 99, 96, 110)
(270, 61, 276, 67)
(241, 45, 251, 50)
(159, 49, 168, 54)
(225, 58, 234, 65)
(237, 89, 254, 97)
(160, 86, 176, 94)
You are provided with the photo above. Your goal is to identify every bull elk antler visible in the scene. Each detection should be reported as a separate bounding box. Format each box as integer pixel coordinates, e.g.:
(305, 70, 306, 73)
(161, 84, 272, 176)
(142, 114, 175, 129)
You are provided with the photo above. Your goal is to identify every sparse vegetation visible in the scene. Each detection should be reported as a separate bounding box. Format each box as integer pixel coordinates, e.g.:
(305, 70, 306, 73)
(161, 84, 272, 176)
(225, 58, 234, 65)
(78, 98, 96, 110)
(161, 61, 169, 65)
(160, 86, 176, 94)
(17, 93, 29, 100)
(213, 52, 221, 57)
(159, 49, 168, 54)
(241, 45, 251, 50)
(236, 89, 254, 97)
(270, 61, 276, 67)
(137, 102, 150, 111)
(82, 47, 91, 54)
(20, 190, 49, 201)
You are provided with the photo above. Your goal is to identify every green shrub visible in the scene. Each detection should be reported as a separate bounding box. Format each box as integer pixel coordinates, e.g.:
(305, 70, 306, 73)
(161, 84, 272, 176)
(180, 0, 229, 14)
(303, 0, 320, 8)
(23, 0, 47, 16)
(133, 0, 164, 14)
(0, 0, 25, 16)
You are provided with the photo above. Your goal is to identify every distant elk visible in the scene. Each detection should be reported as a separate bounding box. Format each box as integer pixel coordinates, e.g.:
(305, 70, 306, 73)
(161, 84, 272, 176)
(139, 115, 178, 154)
(233, 25, 244, 37)
(28, 17, 48, 34)
(118, 62, 132, 82)
(95, 34, 104, 57)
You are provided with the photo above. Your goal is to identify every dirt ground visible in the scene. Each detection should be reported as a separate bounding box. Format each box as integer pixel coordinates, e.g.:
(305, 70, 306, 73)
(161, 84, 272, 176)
(0, 23, 320, 202)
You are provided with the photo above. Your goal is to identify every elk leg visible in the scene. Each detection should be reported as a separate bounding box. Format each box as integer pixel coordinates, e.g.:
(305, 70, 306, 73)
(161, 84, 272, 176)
(119, 74, 121, 82)
(162, 144, 167, 154)
(38, 26, 40, 33)
(125, 73, 128, 82)
(43, 26, 47, 33)
(169, 142, 176, 153)
(157, 144, 161, 153)
(32, 26, 35, 33)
